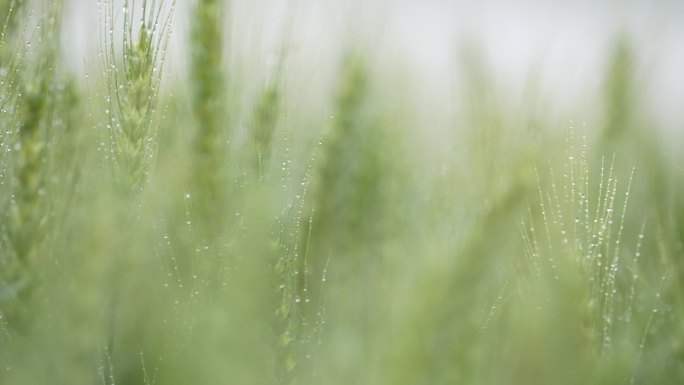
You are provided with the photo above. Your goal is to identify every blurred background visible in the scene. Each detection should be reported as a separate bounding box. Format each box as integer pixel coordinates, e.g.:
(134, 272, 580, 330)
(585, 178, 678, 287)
(61, 0, 683, 141)
(1, 1, 683, 384)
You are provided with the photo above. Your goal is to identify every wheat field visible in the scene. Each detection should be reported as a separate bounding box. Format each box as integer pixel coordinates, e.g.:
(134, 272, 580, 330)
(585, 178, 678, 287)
(0, 1, 683, 384)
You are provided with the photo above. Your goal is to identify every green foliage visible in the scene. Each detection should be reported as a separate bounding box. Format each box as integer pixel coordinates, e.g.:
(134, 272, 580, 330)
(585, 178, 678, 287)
(0, 2, 683, 385)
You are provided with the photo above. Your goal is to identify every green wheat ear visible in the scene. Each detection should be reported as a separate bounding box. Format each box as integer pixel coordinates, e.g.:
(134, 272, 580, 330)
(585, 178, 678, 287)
(517, 138, 659, 374)
(0, 1, 69, 329)
(602, 36, 635, 145)
(314, 53, 386, 253)
(103, 0, 174, 193)
(189, 0, 227, 241)
(6, 0, 63, 267)
(250, 85, 280, 178)
(7, 68, 51, 268)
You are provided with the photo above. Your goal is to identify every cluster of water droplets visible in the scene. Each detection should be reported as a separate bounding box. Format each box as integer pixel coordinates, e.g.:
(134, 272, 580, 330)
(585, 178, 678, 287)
(517, 128, 666, 357)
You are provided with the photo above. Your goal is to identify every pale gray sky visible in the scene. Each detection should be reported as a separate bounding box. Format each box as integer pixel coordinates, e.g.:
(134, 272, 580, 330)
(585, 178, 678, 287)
(61, 0, 683, 135)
